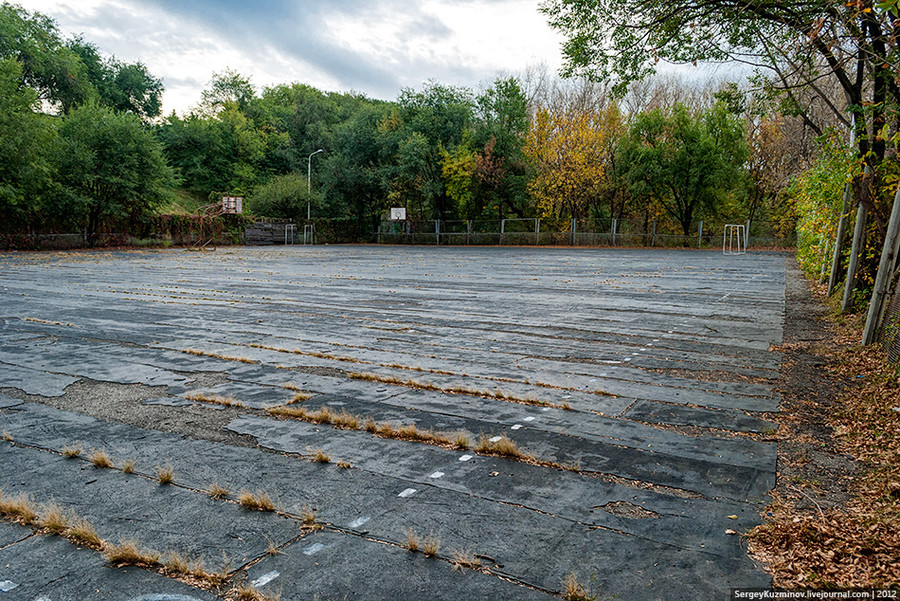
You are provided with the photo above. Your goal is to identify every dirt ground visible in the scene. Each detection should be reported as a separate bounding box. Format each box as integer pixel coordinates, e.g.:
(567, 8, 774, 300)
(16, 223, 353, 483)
(750, 258, 900, 588)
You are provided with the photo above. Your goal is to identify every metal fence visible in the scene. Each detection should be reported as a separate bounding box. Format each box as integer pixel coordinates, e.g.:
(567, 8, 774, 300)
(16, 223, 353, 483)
(880, 276, 900, 363)
(373, 218, 793, 248)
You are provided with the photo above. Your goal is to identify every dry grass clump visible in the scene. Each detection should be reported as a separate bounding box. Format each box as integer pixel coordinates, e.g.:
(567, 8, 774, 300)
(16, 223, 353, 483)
(235, 585, 281, 601)
(310, 448, 331, 463)
(562, 572, 596, 601)
(88, 448, 115, 469)
(405, 528, 419, 552)
(185, 392, 244, 408)
(474, 435, 533, 460)
(452, 432, 471, 450)
(238, 490, 275, 512)
(0, 492, 37, 524)
(122, 459, 136, 474)
(422, 532, 440, 557)
(67, 516, 102, 548)
(208, 482, 230, 499)
(1, 431, 12, 442)
(104, 539, 161, 567)
(61, 444, 83, 458)
(348, 371, 569, 409)
(450, 549, 482, 571)
(300, 505, 317, 525)
(183, 348, 257, 364)
(156, 462, 175, 484)
(336, 461, 352, 469)
(38, 501, 70, 534)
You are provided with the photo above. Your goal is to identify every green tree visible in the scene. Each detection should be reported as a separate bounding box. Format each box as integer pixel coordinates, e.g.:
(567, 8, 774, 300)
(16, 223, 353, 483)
(246, 172, 317, 222)
(394, 82, 475, 219)
(67, 38, 162, 120)
(617, 103, 747, 236)
(0, 2, 92, 112)
(0, 57, 57, 230)
(56, 102, 174, 245)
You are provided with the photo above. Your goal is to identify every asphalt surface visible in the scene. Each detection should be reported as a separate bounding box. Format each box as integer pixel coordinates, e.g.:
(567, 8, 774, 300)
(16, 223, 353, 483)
(0, 245, 786, 600)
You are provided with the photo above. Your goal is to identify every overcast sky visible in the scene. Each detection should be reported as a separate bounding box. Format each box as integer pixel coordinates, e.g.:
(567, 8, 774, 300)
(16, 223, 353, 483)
(21, 0, 567, 115)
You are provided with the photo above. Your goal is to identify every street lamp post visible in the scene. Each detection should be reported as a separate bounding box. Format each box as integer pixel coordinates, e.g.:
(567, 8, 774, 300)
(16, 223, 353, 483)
(307, 149, 324, 220)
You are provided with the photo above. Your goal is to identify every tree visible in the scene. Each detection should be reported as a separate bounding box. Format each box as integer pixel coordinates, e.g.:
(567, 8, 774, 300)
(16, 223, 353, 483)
(394, 82, 475, 219)
(246, 172, 317, 222)
(0, 57, 57, 231)
(56, 102, 174, 245)
(67, 38, 162, 120)
(523, 107, 608, 222)
(0, 2, 92, 112)
(617, 103, 748, 236)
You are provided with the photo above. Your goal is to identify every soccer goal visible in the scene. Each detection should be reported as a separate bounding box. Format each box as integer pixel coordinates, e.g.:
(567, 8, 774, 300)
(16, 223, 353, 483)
(723, 224, 746, 255)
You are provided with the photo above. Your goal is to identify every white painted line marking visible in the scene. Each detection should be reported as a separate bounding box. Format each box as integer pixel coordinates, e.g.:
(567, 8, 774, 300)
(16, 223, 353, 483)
(511, 424, 522, 430)
(349, 516, 370, 528)
(429, 471, 444, 479)
(252, 570, 281, 587)
(303, 543, 325, 556)
(0, 581, 17, 592)
(458, 454, 472, 462)
(489, 436, 503, 442)
(653, 339, 660, 342)
(624, 357, 632, 362)
(524, 416, 536, 422)
(398, 488, 417, 498)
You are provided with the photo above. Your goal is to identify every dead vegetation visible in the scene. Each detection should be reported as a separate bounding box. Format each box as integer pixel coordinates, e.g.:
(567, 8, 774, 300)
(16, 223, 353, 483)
(88, 448, 115, 469)
(347, 371, 572, 409)
(183, 348, 257, 364)
(185, 392, 245, 408)
(238, 490, 276, 512)
(747, 285, 900, 589)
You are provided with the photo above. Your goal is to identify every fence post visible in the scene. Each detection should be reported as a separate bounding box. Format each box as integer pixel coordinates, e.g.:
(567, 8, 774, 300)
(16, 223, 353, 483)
(500, 219, 505, 246)
(571, 219, 576, 246)
(863, 184, 900, 344)
(842, 201, 869, 313)
(535, 219, 540, 245)
(611, 218, 617, 246)
(435, 219, 440, 245)
(698, 221, 704, 248)
(745, 219, 751, 250)
(651, 220, 657, 247)
(466, 220, 471, 245)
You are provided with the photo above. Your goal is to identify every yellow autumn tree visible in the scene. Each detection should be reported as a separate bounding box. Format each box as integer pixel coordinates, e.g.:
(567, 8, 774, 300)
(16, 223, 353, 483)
(524, 107, 607, 224)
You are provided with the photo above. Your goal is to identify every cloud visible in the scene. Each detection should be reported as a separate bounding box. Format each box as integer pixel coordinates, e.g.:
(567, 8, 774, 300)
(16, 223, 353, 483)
(21, 0, 564, 113)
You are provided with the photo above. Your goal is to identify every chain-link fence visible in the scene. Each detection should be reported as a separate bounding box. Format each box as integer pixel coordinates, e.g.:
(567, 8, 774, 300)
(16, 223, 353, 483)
(372, 218, 793, 248)
(880, 275, 900, 363)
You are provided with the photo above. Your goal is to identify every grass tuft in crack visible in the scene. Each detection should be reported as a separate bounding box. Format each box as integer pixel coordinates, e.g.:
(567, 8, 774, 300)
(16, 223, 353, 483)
(238, 491, 275, 512)
(88, 448, 115, 469)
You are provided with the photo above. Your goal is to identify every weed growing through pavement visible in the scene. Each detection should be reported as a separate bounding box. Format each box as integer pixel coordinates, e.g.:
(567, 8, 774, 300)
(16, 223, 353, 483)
(405, 528, 419, 552)
(1, 431, 12, 442)
(238, 490, 275, 512)
(265, 539, 282, 556)
(185, 392, 244, 408)
(183, 348, 257, 364)
(474, 435, 534, 461)
(105, 539, 161, 567)
(156, 462, 175, 484)
(61, 444, 83, 458)
(450, 549, 482, 571)
(67, 516, 102, 548)
(0, 492, 38, 525)
(422, 532, 440, 557)
(336, 461, 352, 469)
(562, 572, 601, 601)
(310, 448, 331, 463)
(122, 459, 136, 474)
(88, 448, 115, 469)
(235, 585, 281, 601)
(208, 483, 230, 499)
(38, 501, 70, 534)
